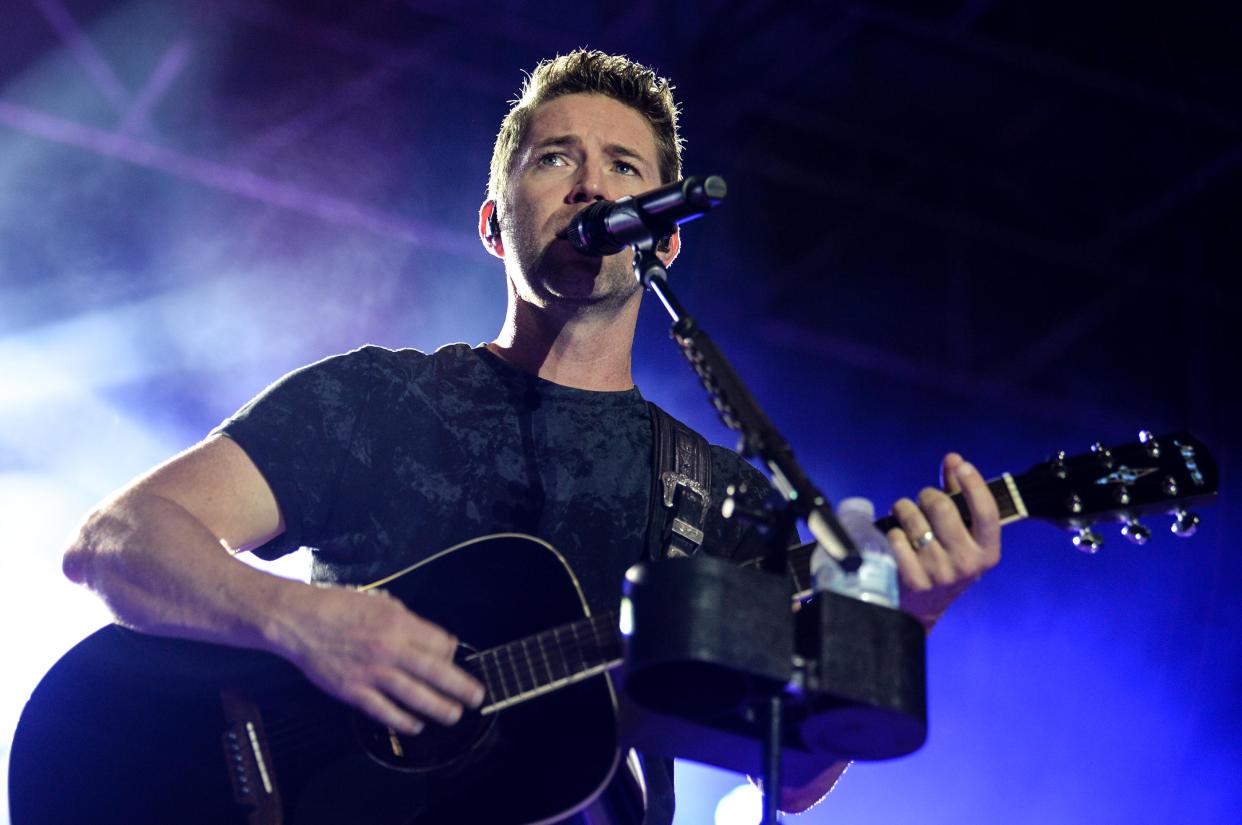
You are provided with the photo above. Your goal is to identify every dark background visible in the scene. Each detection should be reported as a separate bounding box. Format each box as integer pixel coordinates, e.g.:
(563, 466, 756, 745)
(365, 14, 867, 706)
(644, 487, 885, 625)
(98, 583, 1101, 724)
(1, 2, 1237, 823)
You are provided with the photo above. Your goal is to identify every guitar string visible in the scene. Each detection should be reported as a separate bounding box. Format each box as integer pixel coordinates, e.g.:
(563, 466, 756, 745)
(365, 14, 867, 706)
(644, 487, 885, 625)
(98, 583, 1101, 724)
(256, 622, 621, 747)
(254, 643, 622, 768)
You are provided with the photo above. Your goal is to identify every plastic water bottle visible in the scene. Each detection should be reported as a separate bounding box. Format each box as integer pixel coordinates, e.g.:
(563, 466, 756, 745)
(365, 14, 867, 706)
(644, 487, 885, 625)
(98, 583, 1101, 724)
(810, 497, 899, 608)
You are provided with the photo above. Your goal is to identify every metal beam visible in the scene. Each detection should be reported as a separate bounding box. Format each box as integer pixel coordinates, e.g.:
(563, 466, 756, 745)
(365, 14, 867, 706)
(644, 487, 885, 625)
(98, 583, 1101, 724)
(236, 8, 474, 162)
(1091, 140, 1242, 254)
(117, 36, 193, 136)
(0, 100, 478, 256)
(760, 319, 1139, 432)
(815, 0, 1242, 134)
(948, 0, 997, 32)
(216, 1, 511, 96)
(31, 0, 130, 113)
(238, 62, 403, 162)
(752, 154, 1105, 276)
(994, 287, 1127, 383)
(755, 99, 1035, 205)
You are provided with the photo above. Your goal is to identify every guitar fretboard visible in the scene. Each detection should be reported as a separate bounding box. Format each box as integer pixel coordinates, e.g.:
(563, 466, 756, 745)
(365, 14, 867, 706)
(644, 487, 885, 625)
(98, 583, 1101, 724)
(464, 611, 622, 714)
(783, 473, 1027, 596)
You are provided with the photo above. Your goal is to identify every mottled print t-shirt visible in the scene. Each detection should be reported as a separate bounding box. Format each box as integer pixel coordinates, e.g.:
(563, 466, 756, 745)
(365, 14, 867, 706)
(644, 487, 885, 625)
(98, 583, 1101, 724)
(214, 342, 772, 612)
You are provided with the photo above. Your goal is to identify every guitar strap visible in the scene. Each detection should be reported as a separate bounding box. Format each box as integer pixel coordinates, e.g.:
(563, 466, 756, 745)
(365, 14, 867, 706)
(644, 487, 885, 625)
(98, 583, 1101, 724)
(645, 402, 713, 561)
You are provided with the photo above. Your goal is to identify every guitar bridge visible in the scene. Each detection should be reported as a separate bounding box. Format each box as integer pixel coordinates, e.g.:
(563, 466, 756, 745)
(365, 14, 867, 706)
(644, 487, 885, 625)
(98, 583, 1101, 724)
(220, 691, 283, 825)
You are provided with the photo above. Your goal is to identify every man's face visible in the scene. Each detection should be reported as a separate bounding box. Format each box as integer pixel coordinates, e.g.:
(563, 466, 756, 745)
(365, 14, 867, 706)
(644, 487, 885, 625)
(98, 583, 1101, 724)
(498, 93, 662, 314)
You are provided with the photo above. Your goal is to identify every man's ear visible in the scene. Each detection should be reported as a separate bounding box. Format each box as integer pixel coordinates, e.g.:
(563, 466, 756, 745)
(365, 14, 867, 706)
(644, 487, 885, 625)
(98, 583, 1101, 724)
(478, 200, 505, 259)
(657, 226, 681, 267)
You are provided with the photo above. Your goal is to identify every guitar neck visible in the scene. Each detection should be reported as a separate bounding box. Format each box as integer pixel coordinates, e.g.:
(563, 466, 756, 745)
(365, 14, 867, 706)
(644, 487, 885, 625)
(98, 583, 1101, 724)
(464, 611, 622, 714)
(787, 473, 1029, 597)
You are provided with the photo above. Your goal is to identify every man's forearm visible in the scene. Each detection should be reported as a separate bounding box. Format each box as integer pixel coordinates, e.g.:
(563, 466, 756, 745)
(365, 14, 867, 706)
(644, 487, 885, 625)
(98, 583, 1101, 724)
(62, 491, 306, 654)
(58, 435, 483, 738)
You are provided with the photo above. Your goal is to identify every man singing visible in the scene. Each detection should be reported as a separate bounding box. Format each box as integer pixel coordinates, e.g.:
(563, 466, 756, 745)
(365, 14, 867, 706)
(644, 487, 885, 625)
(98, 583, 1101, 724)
(62, 49, 1000, 823)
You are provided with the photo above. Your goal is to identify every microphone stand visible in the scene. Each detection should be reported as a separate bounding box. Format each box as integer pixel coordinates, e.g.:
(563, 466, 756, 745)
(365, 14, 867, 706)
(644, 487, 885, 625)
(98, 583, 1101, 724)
(630, 237, 862, 825)
(632, 241, 861, 574)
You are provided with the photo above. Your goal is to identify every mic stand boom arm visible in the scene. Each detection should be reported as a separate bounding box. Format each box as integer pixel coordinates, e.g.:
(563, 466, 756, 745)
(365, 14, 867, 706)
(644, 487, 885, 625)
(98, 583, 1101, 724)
(632, 243, 862, 575)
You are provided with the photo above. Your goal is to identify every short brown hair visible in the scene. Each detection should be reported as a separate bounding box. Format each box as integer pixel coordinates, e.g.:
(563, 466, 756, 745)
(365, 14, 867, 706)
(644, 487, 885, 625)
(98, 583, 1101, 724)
(488, 49, 682, 205)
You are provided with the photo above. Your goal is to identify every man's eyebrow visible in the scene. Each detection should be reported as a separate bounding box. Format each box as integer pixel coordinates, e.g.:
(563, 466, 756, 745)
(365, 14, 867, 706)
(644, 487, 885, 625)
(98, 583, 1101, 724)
(605, 143, 650, 165)
(531, 135, 579, 151)
(526, 135, 652, 166)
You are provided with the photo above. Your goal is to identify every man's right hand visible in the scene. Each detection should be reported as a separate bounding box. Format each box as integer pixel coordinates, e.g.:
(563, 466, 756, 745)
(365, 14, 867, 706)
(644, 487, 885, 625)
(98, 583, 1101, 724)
(270, 584, 487, 736)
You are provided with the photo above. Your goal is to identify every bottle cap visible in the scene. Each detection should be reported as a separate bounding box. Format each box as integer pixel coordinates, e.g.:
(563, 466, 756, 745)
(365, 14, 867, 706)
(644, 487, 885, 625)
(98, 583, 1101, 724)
(837, 496, 876, 520)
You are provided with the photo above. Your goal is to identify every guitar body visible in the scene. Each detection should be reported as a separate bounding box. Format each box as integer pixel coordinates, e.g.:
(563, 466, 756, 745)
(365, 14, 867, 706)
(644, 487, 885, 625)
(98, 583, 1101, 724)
(9, 535, 622, 825)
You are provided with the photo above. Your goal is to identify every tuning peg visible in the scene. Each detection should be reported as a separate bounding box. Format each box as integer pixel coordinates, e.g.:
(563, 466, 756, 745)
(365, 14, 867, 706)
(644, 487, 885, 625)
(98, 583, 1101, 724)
(1090, 441, 1114, 468)
(1072, 527, 1103, 553)
(1138, 429, 1161, 457)
(1170, 509, 1200, 538)
(1121, 520, 1151, 545)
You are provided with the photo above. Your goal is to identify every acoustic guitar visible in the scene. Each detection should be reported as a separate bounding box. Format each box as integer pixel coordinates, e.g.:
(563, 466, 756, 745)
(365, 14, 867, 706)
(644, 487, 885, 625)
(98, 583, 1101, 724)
(8, 432, 1216, 824)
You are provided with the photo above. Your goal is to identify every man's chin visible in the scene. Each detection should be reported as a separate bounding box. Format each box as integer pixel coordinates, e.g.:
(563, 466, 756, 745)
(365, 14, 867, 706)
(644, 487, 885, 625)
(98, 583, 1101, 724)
(539, 271, 640, 310)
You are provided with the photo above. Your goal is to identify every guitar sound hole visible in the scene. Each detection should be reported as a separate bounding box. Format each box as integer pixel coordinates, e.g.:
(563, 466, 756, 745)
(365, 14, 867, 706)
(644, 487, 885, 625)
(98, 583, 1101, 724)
(352, 644, 496, 774)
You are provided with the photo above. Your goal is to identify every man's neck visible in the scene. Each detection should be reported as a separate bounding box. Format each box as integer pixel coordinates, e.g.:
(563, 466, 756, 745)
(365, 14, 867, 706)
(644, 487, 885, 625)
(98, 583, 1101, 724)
(488, 293, 640, 392)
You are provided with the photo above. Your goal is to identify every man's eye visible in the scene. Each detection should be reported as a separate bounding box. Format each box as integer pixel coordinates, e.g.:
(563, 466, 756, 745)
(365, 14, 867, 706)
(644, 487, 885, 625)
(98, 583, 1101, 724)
(615, 160, 639, 175)
(538, 153, 567, 167)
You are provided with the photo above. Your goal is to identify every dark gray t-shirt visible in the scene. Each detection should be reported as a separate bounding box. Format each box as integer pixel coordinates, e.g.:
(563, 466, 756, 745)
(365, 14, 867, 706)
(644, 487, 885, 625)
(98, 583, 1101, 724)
(215, 343, 771, 606)
(212, 342, 775, 823)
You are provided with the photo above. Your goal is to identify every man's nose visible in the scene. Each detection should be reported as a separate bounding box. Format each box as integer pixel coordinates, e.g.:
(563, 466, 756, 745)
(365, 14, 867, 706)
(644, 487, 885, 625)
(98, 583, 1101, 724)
(567, 164, 609, 203)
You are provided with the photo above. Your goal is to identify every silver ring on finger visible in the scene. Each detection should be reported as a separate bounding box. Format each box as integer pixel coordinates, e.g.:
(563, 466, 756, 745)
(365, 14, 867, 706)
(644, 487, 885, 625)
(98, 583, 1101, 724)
(912, 529, 936, 550)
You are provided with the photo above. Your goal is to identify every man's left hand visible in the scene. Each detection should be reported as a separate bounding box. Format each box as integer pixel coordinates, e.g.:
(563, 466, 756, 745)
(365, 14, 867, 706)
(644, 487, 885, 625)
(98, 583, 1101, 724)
(886, 452, 1001, 631)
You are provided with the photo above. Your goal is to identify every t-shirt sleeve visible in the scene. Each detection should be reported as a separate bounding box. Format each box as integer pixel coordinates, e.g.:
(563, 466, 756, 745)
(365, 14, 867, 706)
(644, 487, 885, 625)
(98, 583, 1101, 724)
(209, 347, 380, 560)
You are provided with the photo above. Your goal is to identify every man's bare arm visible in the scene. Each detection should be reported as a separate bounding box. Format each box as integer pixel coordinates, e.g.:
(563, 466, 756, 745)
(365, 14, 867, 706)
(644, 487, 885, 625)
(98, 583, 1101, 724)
(62, 435, 484, 734)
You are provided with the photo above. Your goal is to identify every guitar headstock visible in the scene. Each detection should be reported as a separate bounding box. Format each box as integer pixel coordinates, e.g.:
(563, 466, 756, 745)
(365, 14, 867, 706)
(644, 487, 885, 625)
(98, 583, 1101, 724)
(1014, 430, 1218, 552)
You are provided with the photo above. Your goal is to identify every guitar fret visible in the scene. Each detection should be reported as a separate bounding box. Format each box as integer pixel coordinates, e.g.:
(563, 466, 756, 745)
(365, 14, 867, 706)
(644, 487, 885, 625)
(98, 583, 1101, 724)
(518, 636, 544, 689)
(531, 631, 557, 684)
(504, 641, 529, 694)
(468, 653, 499, 704)
(569, 620, 588, 675)
(573, 621, 593, 675)
(476, 649, 497, 701)
(492, 646, 516, 701)
(987, 479, 1014, 523)
(551, 629, 570, 681)
(590, 614, 620, 663)
(583, 618, 601, 666)
(488, 646, 506, 700)
(551, 625, 570, 682)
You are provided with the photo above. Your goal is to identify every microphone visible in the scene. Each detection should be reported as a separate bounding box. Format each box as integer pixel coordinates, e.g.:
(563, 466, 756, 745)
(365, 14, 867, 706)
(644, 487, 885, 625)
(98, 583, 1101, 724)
(567, 175, 727, 256)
